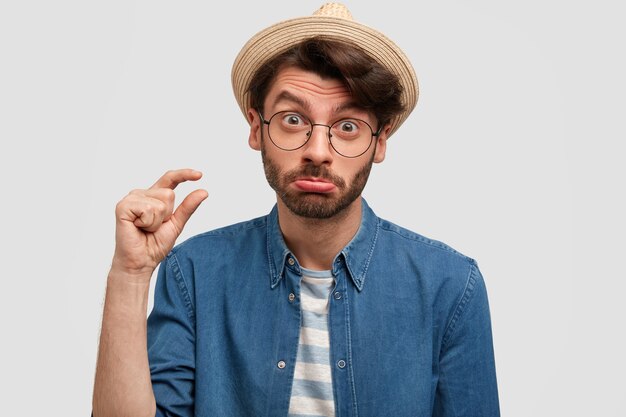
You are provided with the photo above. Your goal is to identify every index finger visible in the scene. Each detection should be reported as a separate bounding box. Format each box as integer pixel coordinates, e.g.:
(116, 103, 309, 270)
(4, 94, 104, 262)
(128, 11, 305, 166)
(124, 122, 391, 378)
(150, 169, 203, 190)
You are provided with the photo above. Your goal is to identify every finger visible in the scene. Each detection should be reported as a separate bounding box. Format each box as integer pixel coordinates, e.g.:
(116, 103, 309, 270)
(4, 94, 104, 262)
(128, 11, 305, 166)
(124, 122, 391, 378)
(117, 195, 168, 233)
(169, 189, 209, 233)
(131, 197, 168, 233)
(129, 188, 175, 220)
(150, 169, 203, 191)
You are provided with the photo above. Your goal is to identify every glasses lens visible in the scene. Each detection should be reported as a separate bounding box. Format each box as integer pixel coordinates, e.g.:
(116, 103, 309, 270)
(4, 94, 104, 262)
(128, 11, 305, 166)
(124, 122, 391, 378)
(330, 118, 374, 157)
(266, 111, 375, 157)
(268, 111, 311, 151)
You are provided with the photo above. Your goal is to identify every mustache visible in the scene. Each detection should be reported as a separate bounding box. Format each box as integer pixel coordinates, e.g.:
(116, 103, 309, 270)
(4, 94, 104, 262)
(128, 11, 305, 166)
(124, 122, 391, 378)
(283, 164, 346, 189)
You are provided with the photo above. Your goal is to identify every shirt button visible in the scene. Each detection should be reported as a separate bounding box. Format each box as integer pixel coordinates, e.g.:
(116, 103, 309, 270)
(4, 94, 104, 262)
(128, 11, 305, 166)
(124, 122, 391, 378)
(288, 293, 296, 302)
(337, 359, 346, 369)
(333, 291, 342, 300)
(277, 360, 286, 369)
(287, 257, 295, 266)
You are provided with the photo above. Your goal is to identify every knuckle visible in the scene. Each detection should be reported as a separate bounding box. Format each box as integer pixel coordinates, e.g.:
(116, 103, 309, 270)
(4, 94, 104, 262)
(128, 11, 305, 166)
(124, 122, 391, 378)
(114, 200, 125, 214)
(115, 195, 134, 212)
(163, 189, 175, 202)
(156, 200, 168, 215)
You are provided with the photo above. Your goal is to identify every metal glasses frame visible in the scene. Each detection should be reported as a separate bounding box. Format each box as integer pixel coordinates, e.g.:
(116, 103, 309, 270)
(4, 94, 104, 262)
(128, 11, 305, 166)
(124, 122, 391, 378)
(257, 109, 382, 158)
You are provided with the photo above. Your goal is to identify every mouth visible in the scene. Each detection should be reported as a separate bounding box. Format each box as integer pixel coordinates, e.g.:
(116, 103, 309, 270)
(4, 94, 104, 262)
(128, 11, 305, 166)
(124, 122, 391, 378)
(292, 177, 336, 193)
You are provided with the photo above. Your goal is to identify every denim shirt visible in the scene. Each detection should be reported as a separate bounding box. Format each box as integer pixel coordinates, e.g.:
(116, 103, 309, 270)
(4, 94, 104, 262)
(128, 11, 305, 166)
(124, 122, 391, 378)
(147, 200, 499, 417)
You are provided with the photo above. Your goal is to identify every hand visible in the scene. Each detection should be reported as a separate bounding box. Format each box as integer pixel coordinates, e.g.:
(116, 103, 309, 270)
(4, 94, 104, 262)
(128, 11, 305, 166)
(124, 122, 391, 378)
(111, 169, 208, 281)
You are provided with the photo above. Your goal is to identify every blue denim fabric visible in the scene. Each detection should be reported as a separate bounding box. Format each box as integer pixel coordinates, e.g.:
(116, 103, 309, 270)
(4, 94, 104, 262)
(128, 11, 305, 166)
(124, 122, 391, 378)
(146, 200, 499, 417)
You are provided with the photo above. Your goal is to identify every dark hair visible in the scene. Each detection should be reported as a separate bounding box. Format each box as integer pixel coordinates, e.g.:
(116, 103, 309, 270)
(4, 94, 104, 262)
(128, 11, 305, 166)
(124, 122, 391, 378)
(248, 37, 405, 128)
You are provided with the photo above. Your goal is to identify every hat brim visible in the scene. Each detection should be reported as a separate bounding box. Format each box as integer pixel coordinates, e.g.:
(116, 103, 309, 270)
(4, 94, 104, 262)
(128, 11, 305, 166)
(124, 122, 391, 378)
(232, 15, 418, 138)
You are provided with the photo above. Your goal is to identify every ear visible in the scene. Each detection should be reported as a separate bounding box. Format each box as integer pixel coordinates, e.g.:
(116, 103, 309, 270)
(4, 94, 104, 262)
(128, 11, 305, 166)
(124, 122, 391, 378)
(373, 124, 391, 163)
(247, 108, 262, 151)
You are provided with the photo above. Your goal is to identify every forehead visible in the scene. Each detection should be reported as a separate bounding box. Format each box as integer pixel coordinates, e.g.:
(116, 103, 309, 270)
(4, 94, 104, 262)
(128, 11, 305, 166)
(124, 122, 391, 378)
(263, 66, 354, 112)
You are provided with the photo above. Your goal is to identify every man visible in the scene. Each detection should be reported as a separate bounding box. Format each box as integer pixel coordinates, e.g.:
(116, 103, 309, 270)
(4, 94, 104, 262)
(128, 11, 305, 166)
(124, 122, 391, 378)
(92, 3, 499, 417)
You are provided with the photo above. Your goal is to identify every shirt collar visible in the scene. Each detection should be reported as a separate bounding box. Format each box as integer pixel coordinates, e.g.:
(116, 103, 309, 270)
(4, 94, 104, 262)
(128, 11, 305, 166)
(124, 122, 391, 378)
(266, 198, 380, 291)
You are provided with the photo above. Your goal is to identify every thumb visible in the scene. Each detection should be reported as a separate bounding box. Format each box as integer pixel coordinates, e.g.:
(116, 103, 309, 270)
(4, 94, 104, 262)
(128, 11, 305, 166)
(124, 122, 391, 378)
(170, 189, 208, 233)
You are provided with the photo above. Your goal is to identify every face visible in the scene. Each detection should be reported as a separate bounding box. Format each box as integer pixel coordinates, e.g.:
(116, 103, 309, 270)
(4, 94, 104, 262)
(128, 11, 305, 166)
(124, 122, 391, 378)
(247, 67, 388, 219)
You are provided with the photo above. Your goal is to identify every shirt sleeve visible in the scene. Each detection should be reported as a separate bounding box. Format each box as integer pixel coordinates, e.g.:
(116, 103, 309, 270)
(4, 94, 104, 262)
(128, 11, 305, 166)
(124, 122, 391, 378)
(433, 261, 500, 417)
(147, 253, 196, 417)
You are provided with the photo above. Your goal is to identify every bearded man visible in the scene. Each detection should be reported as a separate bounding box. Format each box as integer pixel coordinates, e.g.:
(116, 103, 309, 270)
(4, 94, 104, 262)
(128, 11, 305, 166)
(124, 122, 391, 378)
(92, 3, 500, 417)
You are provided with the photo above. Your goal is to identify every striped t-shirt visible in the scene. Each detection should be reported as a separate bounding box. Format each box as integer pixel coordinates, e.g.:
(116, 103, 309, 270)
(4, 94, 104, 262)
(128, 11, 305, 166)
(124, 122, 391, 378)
(288, 267, 336, 417)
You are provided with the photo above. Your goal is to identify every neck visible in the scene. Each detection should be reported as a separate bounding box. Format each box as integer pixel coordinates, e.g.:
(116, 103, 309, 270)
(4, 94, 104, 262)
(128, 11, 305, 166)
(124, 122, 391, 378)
(276, 197, 363, 271)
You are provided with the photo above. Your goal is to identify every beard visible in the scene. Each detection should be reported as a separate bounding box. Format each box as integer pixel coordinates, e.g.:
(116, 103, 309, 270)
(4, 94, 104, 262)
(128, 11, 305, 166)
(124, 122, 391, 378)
(261, 144, 375, 220)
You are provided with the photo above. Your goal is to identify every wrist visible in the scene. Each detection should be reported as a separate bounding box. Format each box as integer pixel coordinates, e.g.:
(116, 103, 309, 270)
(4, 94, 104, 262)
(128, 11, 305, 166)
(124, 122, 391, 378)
(109, 260, 155, 285)
(105, 270, 152, 315)
(107, 267, 153, 297)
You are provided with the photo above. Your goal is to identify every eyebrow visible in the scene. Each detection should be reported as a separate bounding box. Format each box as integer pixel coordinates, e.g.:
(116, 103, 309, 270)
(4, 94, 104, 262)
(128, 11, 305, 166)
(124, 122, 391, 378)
(333, 101, 360, 114)
(274, 91, 311, 111)
(272, 90, 365, 118)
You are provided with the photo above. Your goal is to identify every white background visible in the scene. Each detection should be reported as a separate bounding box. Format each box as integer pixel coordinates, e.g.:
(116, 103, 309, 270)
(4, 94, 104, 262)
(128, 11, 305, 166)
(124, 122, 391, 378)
(1, 0, 624, 415)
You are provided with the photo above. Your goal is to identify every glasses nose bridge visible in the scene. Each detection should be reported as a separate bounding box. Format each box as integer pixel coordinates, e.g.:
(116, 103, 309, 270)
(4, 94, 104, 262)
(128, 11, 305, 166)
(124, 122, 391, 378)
(307, 122, 333, 141)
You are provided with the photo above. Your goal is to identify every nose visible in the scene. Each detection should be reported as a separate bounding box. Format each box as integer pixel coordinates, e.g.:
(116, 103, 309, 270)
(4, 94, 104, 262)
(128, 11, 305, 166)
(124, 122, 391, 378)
(301, 124, 334, 166)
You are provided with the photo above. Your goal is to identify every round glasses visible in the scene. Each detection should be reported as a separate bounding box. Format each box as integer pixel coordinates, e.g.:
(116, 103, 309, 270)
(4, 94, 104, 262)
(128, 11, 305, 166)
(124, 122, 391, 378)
(258, 110, 381, 158)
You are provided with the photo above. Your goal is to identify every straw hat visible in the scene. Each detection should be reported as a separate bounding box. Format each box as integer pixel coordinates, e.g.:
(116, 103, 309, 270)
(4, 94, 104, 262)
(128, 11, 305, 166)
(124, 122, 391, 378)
(231, 2, 418, 138)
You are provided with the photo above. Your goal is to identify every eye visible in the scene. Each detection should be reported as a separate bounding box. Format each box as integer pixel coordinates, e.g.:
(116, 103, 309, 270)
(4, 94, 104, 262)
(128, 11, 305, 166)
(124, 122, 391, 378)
(337, 121, 358, 133)
(281, 113, 306, 127)
(332, 120, 362, 139)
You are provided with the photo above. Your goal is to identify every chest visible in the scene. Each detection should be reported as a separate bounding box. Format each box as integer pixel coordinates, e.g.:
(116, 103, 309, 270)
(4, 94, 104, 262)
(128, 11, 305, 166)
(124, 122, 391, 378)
(192, 267, 439, 417)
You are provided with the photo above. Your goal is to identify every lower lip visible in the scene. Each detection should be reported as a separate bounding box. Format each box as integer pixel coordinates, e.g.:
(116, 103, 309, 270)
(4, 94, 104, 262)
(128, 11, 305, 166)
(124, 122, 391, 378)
(293, 180, 336, 193)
